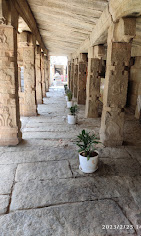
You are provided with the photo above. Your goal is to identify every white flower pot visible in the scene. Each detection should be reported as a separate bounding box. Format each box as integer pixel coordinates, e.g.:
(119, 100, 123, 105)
(68, 114, 76, 125)
(67, 101, 73, 108)
(79, 151, 99, 173)
(65, 96, 68, 101)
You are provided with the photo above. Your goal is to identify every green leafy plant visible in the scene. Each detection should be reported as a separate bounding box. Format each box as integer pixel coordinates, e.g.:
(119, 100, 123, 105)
(70, 105, 78, 116)
(67, 90, 72, 101)
(74, 129, 100, 160)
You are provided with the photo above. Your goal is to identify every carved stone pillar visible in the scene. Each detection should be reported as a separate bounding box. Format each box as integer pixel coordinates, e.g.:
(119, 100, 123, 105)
(44, 55, 49, 92)
(0, 25, 22, 145)
(68, 61, 71, 89)
(73, 58, 78, 98)
(85, 46, 105, 118)
(70, 60, 74, 92)
(135, 82, 141, 119)
(77, 54, 87, 105)
(41, 53, 46, 98)
(48, 59, 51, 88)
(35, 46, 42, 104)
(19, 31, 37, 116)
(100, 18, 136, 146)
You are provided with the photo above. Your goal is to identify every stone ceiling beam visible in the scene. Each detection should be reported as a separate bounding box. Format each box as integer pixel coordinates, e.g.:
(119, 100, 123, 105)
(73, 0, 141, 58)
(10, 0, 48, 55)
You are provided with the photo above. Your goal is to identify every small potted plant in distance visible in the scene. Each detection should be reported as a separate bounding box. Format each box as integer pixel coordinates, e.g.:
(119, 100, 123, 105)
(67, 90, 73, 108)
(64, 84, 67, 95)
(65, 88, 69, 101)
(74, 129, 100, 173)
(68, 105, 78, 125)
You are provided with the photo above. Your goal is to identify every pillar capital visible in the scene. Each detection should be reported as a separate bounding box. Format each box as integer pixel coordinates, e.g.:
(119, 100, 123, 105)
(78, 53, 87, 62)
(88, 45, 105, 59)
(108, 18, 136, 44)
(19, 31, 36, 47)
(36, 45, 41, 54)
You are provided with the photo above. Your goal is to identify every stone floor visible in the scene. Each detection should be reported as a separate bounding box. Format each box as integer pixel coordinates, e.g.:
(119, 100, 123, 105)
(0, 87, 141, 236)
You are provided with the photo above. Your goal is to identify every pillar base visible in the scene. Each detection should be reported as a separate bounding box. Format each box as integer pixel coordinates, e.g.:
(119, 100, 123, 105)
(37, 99, 43, 105)
(0, 127, 22, 146)
(100, 108, 124, 147)
(20, 105, 37, 117)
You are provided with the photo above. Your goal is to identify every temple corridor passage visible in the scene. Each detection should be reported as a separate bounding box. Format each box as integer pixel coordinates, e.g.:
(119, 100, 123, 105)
(0, 87, 141, 236)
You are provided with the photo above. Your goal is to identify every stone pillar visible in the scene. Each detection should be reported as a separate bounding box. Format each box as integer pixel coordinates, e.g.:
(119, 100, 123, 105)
(77, 54, 87, 105)
(19, 31, 37, 116)
(35, 45, 43, 104)
(135, 82, 141, 119)
(41, 52, 46, 97)
(100, 18, 136, 146)
(0, 24, 22, 145)
(44, 56, 49, 92)
(70, 60, 74, 92)
(85, 46, 105, 118)
(68, 61, 71, 88)
(48, 59, 51, 88)
(73, 58, 78, 98)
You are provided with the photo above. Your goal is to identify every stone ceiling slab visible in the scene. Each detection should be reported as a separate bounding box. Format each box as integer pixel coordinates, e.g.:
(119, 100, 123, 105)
(27, 0, 109, 55)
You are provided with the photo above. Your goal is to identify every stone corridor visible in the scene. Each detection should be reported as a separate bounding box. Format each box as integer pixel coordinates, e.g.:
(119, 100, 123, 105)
(0, 87, 140, 235)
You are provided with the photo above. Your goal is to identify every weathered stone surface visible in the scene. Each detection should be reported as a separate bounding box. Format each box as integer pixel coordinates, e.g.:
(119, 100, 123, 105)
(125, 177, 141, 208)
(100, 24, 132, 146)
(1, 200, 135, 235)
(0, 165, 17, 194)
(0, 25, 22, 146)
(98, 147, 131, 159)
(19, 31, 37, 117)
(15, 160, 72, 182)
(77, 59, 87, 105)
(0, 195, 10, 214)
(69, 157, 141, 178)
(27, 0, 108, 55)
(125, 146, 141, 164)
(10, 176, 130, 211)
(35, 45, 43, 104)
(85, 46, 103, 118)
(0, 147, 77, 164)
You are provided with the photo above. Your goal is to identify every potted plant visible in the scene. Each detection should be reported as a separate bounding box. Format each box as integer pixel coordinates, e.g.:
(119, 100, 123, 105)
(74, 129, 100, 173)
(67, 90, 73, 108)
(64, 84, 68, 94)
(68, 105, 78, 125)
(65, 88, 69, 101)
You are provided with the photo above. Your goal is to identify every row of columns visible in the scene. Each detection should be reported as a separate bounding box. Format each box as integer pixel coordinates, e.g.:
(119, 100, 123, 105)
(68, 17, 136, 147)
(0, 26, 50, 146)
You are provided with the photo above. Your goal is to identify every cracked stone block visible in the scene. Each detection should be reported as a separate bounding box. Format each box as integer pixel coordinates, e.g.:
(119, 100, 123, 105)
(125, 146, 141, 165)
(125, 177, 141, 208)
(15, 160, 72, 182)
(0, 165, 17, 194)
(0, 195, 10, 214)
(1, 200, 135, 236)
(10, 177, 129, 211)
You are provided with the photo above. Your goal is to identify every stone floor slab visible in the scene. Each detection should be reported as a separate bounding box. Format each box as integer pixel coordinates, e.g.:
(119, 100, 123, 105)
(1, 200, 135, 236)
(10, 177, 129, 211)
(0, 147, 77, 164)
(0, 195, 10, 214)
(15, 160, 72, 182)
(0, 165, 17, 194)
(69, 157, 141, 177)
